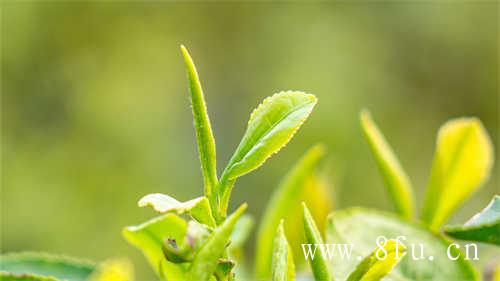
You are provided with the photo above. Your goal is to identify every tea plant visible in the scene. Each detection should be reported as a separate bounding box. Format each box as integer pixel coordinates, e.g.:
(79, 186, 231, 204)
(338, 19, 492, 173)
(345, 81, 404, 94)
(1, 46, 498, 281)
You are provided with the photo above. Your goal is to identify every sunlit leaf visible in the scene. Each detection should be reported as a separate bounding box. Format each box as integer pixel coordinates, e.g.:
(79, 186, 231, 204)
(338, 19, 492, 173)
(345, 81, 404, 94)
(138, 193, 216, 227)
(255, 145, 325, 279)
(217, 92, 317, 217)
(187, 204, 247, 281)
(123, 214, 188, 280)
(445, 195, 500, 245)
(222, 91, 317, 181)
(360, 110, 415, 219)
(346, 239, 406, 281)
(327, 208, 478, 281)
(88, 259, 134, 281)
(272, 221, 295, 281)
(180, 45, 218, 201)
(421, 118, 494, 231)
(0, 252, 95, 281)
(302, 203, 333, 281)
(0, 273, 60, 281)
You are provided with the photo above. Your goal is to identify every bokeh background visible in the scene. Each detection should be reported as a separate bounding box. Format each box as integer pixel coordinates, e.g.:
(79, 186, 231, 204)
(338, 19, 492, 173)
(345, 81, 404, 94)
(2, 1, 498, 279)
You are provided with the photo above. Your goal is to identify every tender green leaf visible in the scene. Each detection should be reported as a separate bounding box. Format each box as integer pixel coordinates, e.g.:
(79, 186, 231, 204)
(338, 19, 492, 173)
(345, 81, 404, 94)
(302, 202, 333, 281)
(228, 214, 254, 259)
(346, 239, 406, 281)
(272, 221, 295, 281)
(222, 91, 317, 181)
(138, 193, 216, 227)
(88, 259, 134, 281)
(0, 273, 60, 281)
(0, 253, 95, 281)
(123, 214, 188, 280)
(445, 195, 500, 245)
(217, 91, 317, 217)
(327, 208, 478, 281)
(180, 45, 218, 198)
(421, 118, 494, 231)
(187, 204, 247, 281)
(360, 111, 415, 219)
(255, 145, 325, 279)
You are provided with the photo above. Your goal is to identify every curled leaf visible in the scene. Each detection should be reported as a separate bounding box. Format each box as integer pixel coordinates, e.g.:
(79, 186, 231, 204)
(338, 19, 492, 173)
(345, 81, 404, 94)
(360, 111, 415, 219)
(272, 221, 295, 281)
(421, 118, 494, 231)
(138, 193, 215, 227)
(346, 240, 406, 281)
(187, 204, 247, 281)
(123, 214, 188, 280)
(302, 202, 333, 281)
(445, 195, 500, 245)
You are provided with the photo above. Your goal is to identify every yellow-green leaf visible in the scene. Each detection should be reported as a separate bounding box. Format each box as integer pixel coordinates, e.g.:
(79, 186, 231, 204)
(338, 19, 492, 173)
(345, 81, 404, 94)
(360, 111, 415, 219)
(445, 195, 500, 245)
(421, 118, 494, 231)
(138, 193, 216, 227)
(346, 240, 406, 281)
(255, 145, 325, 279)
(302, 203, 333, 281)
(187, 204, 247, 281)
(222, 91, 316, 181)
(272, 221, 295, 281)
(180, 45, 218, 199)
(122, 214, 188, 280)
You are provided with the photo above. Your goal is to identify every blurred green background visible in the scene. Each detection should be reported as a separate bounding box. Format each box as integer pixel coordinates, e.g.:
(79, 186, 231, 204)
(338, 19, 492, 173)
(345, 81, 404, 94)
(2, 1, 498, 279)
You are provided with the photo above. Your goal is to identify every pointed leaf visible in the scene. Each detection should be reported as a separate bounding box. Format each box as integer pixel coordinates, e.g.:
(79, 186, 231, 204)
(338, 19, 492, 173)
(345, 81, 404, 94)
(421, 118, 494, 231)
(221, 91, 316, 181)
(346, 239, 406, 281)
(180, 46, 218, 197)
(272, 221, 295, 281)
(138, 193, 216, 227)
(360, 111, 415, 219)
(123, 214, 188, 280)
(327, 208, 478, 281)
(445, 195, 500, 245)
(302, 203, 333, 281)
(187, 203, 247, 281)
(256, 145, 325, 279)
(0, 253, 95, 281)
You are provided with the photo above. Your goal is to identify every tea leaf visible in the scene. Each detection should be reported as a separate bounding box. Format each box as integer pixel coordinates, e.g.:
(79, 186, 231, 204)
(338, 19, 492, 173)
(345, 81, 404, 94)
(187, 204, 247, 281)
(360, 111, 415, 219)
(346, 239, 406, 281)
(123, 214, 188, 280)
(255, 145, 325, 279)
(138, 193, 216, 227)
(444, 195, 500, 245)
(326, 208, 478, 281)
(272, 221, 295, 281)
(421, 118, 494, 231)
(0, 252, 95, 281)
(0, 273, 60, 281)
(180, 46, 218, 199)
(302, 202, 333, 281)
(222, 91, 316, 181)
(217, 91, 317, 217)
